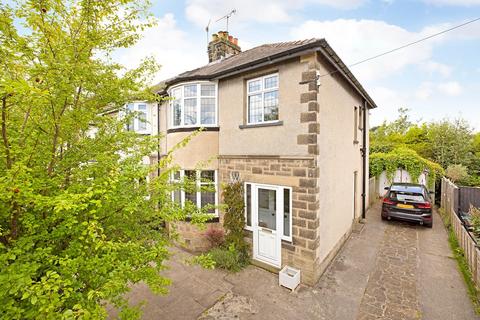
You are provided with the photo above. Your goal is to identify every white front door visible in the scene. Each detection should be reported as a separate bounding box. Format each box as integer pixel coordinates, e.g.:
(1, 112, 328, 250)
(252, 185, 282, 268)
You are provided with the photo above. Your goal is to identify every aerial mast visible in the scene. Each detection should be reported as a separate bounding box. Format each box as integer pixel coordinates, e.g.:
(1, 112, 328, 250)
(215, 9, 236, 32)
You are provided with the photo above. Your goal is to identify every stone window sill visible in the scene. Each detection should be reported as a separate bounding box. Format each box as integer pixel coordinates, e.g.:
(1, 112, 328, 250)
(167, 126, 219, 134)
(239, 121, 283, 129)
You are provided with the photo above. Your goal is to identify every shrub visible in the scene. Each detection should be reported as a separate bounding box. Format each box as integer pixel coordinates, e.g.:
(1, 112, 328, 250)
(446, 164, 469, 183)
(469, 206, 480, 239)
(222, 182, 250, 265)
(192, 253, 216, 270)
(204, 227, 225, 248)
(209, 244, 249, 272)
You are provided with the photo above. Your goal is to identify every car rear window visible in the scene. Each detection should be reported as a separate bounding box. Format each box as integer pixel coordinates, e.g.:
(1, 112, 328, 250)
(389, 191, 425, 202)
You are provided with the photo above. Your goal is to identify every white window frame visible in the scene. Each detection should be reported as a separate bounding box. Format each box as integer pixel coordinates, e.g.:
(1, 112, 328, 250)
(168, 81, 218, 129)
(124, 102, 151, 134)
(170, 170, 218, 217)
(246, 73, 279, 125)
(244, 182, 292, 242)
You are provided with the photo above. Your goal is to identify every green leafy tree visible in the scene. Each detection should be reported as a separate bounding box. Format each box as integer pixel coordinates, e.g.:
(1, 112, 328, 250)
(446, 164, 469, 183)
(427, 119, 473, 169)
(0, 1, 197, 318)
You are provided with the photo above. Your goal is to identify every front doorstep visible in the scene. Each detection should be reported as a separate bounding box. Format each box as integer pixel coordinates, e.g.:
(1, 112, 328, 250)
(250, 258, 281, 274)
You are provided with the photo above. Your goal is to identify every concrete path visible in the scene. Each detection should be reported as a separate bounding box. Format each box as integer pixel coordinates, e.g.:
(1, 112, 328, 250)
(116, 201, 478, 319)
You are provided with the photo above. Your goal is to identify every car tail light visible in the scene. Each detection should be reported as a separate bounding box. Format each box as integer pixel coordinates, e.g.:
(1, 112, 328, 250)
(383, 198, 395, 205)
(417, 202, 431, 209)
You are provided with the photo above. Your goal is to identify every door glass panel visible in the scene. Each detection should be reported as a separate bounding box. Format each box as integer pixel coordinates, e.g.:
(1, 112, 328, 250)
(258, 188, 276, 230)
(283, 188, 290, 237)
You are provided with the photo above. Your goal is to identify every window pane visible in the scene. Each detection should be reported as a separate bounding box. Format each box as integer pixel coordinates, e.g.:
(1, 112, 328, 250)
(201, 192, 215, 213)
(173, 100, 181, 126)
(264, 90, 279, 121)
(173, 190, 181, 204)
(246, 184, 252, 227)
(201, 84, 215, 97)
(185, 192, 197, 205)
(248, 94, 263, 124)
(137, 104, 147, 131)
(248, 79, 261, 92)
(184, 98, 197, 125)
(184, 170, 196, 180)
(200, 170, 215, 182)
(126, 103, 134, 131)
(172, 171, 181, 181)
(258, 188, 276, 230)
(264, 75, 278, 89)
(172, 88, 182, 99)
(184, 84, 197, 97)
(201, 98, 215, 125)
(283, 188, 290, 237)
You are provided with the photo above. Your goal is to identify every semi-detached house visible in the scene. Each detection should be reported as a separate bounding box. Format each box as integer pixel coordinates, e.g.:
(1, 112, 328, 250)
(132, 31, 377, 285)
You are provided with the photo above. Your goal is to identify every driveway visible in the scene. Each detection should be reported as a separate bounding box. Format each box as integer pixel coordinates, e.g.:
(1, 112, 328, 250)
(114, 201, 478, 319)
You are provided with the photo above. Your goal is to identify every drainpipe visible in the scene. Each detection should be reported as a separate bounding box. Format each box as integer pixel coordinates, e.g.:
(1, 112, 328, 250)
(361, 100, 368, 220)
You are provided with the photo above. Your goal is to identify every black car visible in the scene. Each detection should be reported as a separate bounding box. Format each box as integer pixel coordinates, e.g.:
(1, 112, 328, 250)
(381, 183, 433, 228)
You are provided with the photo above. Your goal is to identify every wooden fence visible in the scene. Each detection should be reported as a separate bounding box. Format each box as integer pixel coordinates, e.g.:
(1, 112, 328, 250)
(441, 178, 480, 285)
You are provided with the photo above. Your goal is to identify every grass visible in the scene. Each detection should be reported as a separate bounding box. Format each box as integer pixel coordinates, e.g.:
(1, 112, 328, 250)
(438, 208, 480, 315)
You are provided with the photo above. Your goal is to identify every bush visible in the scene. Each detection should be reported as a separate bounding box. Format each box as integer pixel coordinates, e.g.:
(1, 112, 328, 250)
(469, 206, 480, 239)
(446, 164, 469, 183)
(209, 244, 249, 272)
(222, 182, 250, 265)
(192, 253, 216, 270)
(204, 227, 225, 248)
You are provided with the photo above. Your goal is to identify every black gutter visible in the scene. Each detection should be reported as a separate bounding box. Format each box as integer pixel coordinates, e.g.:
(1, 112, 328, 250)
(361, 100, 368, 220)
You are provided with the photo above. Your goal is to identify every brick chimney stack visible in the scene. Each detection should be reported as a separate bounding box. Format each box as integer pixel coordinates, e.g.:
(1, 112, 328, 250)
(208, 31, 241, 62)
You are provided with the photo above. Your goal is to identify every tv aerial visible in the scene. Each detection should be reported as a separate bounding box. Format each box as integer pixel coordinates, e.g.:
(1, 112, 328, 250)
(215, 9, 236, 32)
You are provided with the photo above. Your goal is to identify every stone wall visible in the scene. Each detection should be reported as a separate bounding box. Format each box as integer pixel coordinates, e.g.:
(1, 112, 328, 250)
(169, 221, 223, 253)
(218, 156, 321, 285)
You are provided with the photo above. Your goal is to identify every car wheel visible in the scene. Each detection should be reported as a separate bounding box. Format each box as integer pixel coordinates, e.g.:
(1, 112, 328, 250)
(381, 215, 387, 221)
(424, 222, 432, 228)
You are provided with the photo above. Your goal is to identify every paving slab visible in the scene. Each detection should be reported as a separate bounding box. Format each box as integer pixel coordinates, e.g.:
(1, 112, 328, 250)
(112, 202, 478, 320)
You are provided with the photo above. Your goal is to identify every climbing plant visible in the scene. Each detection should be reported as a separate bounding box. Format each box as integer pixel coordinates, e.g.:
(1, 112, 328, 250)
(370, 147, 444, 188)
(221, 182, 250, 266)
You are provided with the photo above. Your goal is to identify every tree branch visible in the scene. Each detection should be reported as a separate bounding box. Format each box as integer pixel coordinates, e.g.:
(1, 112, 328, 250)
(1, 96, 12, 169)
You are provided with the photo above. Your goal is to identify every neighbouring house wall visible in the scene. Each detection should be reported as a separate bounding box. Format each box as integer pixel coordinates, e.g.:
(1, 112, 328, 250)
(158, 102, 221, 252)
(218, 58, 309, 156)
(316, 53, 367, 264)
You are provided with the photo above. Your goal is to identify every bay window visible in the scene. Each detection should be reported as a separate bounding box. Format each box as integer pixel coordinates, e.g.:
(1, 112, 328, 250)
(169, 82, 217, 128)
(247, 74, 279, 124)
(171, 170, 218, 215)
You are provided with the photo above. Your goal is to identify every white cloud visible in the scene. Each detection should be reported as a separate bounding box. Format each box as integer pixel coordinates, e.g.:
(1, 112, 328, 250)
(185, 0, 366, 27)
(291, 19, 439, 81)
(438, 81, 463, 96)
(415, 82, 434, 100)
(114, 13, 206, 83)
(415, 81, 463, 100)
(424, 0, 480, 6)
(422, 61, 452, 77)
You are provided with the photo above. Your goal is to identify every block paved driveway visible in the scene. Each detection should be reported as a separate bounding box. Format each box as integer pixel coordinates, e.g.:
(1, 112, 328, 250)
(113, 201, 478, 320)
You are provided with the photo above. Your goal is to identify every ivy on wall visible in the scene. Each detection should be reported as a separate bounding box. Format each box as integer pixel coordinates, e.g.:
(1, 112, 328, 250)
(370, 147, 444, 188)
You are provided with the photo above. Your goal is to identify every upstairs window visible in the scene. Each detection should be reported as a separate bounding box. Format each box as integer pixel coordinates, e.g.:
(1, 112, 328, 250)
(125, 102, 150, 134)
(247, 74, 279, 124)
(170, 83, 217, 128)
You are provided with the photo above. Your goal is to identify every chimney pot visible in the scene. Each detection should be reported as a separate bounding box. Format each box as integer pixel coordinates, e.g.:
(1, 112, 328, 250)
(207, 30, 241, 62)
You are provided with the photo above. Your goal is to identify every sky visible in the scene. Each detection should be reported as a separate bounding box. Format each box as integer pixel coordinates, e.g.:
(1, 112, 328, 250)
(115, 0, 480, 131)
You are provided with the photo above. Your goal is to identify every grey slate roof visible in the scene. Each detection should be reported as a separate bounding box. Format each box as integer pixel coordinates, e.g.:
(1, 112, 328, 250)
(156, 38, 377, 108)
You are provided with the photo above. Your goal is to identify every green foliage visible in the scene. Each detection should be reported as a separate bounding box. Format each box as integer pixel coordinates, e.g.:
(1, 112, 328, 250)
(0, 1, 193, 318)
(469, 206, 480, 239)
(446, 164, 469, 183)
(370, 108, 479, 186)
(192, 253, 216, 270)
(221, 182, 250, 268)
(370, 147, 444, 188)
(209, 244, 249, 272)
